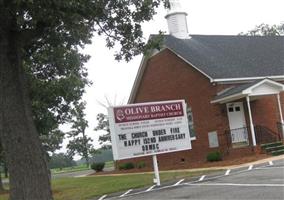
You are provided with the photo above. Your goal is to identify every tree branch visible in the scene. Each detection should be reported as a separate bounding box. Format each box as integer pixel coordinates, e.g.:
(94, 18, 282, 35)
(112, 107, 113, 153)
(95, 20, 120, 41)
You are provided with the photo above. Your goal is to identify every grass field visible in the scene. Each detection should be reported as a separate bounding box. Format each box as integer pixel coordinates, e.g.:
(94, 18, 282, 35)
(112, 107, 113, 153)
(51, 164, 89, 174)
(51, 161, 114, 174)
(0, 169, 222, 200)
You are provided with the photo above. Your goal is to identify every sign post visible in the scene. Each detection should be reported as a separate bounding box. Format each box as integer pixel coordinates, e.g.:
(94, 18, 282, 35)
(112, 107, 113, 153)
(152, 154, 160, 186)
(108, 99, 192, 185)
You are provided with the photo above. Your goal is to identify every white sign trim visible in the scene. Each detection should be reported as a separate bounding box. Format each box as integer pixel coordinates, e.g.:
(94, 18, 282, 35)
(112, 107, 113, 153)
(108, 99, 192, 160)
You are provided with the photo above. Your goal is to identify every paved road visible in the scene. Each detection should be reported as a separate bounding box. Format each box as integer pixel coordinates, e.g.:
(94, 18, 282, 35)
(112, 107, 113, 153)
(107, 159, 284, 200)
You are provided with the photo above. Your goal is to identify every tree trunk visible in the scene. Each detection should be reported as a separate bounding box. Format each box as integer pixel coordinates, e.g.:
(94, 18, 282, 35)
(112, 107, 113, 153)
(0, 21, 53, 199)
(82, 133, 89, 168)
(85, 155, 90, 168)
(0, 171, 5, 192)
(4, 164, 8, 178)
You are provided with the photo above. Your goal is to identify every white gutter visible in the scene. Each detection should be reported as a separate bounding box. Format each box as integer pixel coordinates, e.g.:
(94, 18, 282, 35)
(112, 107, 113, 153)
(212, 76, 284, 83)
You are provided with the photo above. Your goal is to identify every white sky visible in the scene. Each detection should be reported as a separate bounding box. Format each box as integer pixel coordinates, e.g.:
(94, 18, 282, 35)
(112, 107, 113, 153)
(60, 0, 284, 156)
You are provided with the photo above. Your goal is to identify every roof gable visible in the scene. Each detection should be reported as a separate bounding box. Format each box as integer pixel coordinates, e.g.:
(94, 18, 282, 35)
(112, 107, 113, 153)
(212, 79, 284, 103)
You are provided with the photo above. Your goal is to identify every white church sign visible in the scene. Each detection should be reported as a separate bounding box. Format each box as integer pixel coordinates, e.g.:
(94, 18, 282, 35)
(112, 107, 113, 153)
(108, 100, 192, 160)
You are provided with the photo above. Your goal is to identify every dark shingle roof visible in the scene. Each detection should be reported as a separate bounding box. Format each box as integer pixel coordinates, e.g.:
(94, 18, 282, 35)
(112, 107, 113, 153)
(213, 79, 262, 101)
(161, 35, 284, 79)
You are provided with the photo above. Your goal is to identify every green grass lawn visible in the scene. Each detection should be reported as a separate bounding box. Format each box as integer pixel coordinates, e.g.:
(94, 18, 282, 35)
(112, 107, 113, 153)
(51, 164, 89, 174)
(0, 169, 222, 200)
(51, 161, 114, 175)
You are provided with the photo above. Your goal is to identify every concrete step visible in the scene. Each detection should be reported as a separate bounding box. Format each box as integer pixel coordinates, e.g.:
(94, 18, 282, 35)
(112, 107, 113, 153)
(265, 145, 284, 153)
(271, 149, 284, 156)
(260, 141, 282, 150)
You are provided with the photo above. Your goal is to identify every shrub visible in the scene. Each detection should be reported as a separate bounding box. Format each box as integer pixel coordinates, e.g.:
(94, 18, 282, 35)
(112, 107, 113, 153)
(136, 161, 146, 169)
(206, 151, 222, 162)
(119, 162, 135, 170)
(91, 162, 105, 172)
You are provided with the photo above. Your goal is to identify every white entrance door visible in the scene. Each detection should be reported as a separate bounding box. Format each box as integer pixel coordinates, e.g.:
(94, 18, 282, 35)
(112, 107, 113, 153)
(226, 102, 248, 143)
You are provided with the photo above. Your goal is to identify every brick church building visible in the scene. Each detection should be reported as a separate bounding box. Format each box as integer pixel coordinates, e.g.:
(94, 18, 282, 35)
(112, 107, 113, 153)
(119, 1, 284, 169)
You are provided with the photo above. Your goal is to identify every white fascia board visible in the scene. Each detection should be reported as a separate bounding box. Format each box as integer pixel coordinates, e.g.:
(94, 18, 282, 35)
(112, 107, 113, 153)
(166, 47, 214, 82)
(127, 55, 147, 104)
(128, 47, 214, 103)
(211, 79, 284, 104)
(127, 55, 151, 104)
(243, 79, 284, 94)
(248, 92, 279, 96)
(128, 48, 168, 104)
(211, 92, 246, 104)
(213, 76, 284, 83)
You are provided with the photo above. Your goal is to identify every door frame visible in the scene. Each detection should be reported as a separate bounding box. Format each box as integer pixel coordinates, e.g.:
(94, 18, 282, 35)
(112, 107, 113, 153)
(226, 102, 248, 144)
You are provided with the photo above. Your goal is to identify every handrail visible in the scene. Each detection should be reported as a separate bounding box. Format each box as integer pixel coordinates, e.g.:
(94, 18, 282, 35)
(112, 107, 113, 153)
(223, 124, 281, 152)
(254, 125, 280, 144)
(223, 126, 249, 151)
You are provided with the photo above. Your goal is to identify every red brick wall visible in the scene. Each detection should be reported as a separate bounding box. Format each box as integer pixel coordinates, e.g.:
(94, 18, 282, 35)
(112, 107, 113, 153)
(250, 96, 281, 133)
(214, 86, 284, 137)
(127, 49, 239, 169)
(119, 49, 284, 170)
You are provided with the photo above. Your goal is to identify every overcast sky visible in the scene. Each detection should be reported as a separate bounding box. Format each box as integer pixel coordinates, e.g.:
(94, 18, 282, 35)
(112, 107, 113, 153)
(60, 0, 284, 155)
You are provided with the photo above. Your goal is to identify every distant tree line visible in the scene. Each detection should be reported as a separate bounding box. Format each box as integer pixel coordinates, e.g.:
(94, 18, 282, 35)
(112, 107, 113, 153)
(49, 153, 76, 169)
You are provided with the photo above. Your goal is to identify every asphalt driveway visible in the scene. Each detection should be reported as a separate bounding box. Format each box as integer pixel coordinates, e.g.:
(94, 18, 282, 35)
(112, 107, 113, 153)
(104, 158, 284, 200)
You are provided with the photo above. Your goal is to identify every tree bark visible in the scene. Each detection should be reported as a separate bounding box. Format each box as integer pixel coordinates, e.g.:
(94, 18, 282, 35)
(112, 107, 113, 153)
(82, 133, 89, 168)
(0, 19, 53, 199)
(0, 172, 5, 192)
(4, 164, 8, 178)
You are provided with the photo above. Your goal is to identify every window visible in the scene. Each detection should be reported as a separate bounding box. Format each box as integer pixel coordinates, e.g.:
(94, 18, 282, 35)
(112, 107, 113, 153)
(235, 106, 240, 112)
(228, 107, 234, 112)
(186, 105, 196, 139)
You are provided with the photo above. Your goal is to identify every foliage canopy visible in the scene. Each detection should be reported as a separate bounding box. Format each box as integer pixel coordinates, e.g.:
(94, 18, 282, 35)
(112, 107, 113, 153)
(240, 23, 284, 36)
(1, 0, 168, 199)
